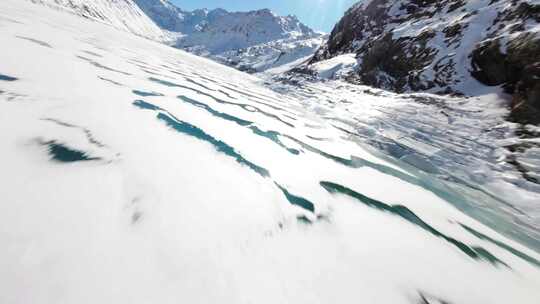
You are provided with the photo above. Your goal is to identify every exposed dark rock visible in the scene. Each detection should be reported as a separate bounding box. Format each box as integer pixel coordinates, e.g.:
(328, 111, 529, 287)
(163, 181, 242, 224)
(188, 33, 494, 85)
(353, 30, 438, 93)
(472, 32, 540, 123)
(470, 39, 508, 86)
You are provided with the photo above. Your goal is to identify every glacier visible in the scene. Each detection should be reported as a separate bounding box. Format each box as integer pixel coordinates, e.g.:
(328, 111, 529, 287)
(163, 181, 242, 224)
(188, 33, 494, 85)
(1, 1, 540, 303)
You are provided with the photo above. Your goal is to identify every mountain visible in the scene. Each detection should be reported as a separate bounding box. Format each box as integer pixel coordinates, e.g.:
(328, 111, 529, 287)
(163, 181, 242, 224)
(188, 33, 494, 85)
(305, 0, 540, 122)
(133, 0, 325, 72)
(134, 0, 315, 53)
(30, 0, 167, 41)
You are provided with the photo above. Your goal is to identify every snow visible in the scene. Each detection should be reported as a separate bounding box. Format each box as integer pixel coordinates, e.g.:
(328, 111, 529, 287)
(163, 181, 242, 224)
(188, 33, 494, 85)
(30, 0, 167, 42)
(310, 53, 359, 79)
(1, 1, 540, 303)
(216, 35, 326, 74)
(264, 54, 314, 75)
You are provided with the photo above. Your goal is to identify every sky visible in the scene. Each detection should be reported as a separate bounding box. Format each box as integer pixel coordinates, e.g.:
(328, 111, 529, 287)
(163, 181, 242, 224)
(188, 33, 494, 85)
(170, 0, 360, 32)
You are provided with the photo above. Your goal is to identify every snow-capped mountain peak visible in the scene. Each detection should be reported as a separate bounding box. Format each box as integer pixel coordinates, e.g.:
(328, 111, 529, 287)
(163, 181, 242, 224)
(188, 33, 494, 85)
(135, 1, 314, 45)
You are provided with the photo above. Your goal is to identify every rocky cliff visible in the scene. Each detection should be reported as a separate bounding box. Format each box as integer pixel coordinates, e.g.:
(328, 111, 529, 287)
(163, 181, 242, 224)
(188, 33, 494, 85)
(308, 0, 540, 122)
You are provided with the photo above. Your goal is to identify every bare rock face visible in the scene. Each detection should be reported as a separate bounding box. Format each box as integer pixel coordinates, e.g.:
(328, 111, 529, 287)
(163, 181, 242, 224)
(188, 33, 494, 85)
(308, 0, 540, 121)
(510, 61, 540, 124)
(471, 3, 540, 85)
(471, 2, 540, 122)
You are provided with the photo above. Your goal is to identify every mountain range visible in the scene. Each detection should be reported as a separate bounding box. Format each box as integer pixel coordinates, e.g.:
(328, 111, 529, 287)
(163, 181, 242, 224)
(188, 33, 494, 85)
(31, 0, 325, 73)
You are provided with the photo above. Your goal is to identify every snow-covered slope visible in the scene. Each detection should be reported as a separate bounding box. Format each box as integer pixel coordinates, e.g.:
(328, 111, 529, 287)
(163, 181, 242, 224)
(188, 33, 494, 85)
(30, 0, 166, 41)
(2, 1, 540, 303)
(133, 0, 323, 72)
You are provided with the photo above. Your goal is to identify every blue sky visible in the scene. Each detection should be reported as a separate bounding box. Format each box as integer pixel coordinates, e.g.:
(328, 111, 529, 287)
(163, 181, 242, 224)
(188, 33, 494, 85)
(170, 0, 359, 32)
